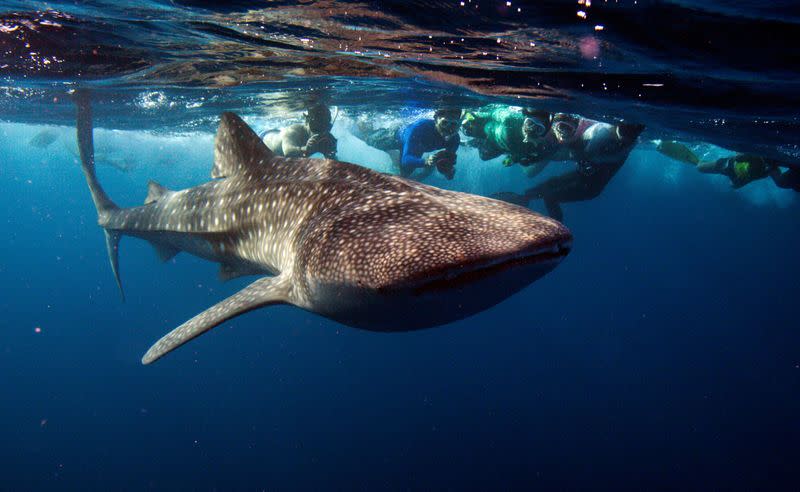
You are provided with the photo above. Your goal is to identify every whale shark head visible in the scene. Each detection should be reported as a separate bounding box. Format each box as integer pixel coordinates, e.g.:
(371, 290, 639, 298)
(294, 177, 572, 329)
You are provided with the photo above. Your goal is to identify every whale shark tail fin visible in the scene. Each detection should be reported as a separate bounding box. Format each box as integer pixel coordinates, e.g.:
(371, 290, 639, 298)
(75, 89, 124, 300)
(141, 275, 291, 365)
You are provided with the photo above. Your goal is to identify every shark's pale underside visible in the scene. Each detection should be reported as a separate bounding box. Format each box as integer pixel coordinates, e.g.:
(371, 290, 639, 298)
(74, 93, 572, 365)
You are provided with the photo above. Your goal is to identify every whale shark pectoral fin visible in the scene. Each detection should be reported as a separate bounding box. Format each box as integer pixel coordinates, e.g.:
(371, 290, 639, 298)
(141, 275, 290, 365)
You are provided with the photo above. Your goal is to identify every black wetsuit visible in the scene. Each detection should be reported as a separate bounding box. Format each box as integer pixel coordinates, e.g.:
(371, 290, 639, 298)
(714, 154, 774, 189)
(772, 167, 800, 192)
(522, 160, 625, 222)
(514, 122, 643, 221)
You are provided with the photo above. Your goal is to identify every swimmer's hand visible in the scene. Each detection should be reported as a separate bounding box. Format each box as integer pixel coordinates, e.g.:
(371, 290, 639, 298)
(305, 133, 337, 157)
(428, 149, 456, 180)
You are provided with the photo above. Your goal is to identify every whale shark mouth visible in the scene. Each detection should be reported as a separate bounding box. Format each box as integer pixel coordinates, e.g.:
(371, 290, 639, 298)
(408, 239, 573, 294)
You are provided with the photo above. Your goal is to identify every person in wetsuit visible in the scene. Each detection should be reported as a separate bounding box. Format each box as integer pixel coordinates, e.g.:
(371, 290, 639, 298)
(462, 106, 560, 178)
(696, 154, 775, 189)
(262, 103, 337, 159)
(494, 118, 645, 222)
(361, 108, 462, 180)
(655, 141, 781, 189)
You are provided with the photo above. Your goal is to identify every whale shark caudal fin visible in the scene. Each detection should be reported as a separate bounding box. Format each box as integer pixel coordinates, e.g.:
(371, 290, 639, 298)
(141, 275, 291, 365)
(75, 90, 125, 301)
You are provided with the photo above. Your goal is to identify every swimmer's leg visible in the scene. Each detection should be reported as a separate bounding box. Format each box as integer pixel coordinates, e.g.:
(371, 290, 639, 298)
(543, 197, 564, 222)
(492, 191, 531, 206)
(523, 161, 548, 179)
(365, 127, 400, 153)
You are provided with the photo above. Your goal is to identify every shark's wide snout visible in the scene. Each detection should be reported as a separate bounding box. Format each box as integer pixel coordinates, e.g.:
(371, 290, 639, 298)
(443, 217, 571, 284)
(394, 208, 573, 292)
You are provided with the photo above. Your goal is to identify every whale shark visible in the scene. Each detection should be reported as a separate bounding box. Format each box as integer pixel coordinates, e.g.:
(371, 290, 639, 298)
(74, 92, 572, 365)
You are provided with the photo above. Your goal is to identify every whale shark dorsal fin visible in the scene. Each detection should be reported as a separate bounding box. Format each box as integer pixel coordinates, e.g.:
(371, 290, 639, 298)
(144, 180, 173, 204)
(212, 112, 275, 179)
(141, 275, 291, 365)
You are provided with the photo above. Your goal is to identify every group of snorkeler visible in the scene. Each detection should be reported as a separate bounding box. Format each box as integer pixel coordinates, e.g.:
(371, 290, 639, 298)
(259, 102, 645, 221)
(461, 105, 645, 221)
(258, 102, 799, 222)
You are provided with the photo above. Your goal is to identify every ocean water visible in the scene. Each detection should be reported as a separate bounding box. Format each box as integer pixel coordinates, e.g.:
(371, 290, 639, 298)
(1, 1, 799, 490)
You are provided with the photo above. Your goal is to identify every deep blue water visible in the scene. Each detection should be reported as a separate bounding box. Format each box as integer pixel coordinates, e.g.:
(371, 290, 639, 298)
(2, 0, 800, 490)
(1, 121, 799, 490)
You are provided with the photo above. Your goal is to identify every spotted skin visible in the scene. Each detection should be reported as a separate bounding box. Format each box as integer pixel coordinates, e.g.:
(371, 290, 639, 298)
(76, 107, 572, 365)
(142, 276, 290, 364)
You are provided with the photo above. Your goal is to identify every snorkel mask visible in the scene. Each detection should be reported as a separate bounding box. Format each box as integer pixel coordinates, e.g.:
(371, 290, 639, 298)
(552, 114, 579, 143)
(434, 108, 462, 139)
(436, 117, 460, 139)
(522, 117, 548, 142)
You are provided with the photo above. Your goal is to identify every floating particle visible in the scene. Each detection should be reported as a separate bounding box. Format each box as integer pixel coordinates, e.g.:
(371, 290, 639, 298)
(34, 327, 41, 334)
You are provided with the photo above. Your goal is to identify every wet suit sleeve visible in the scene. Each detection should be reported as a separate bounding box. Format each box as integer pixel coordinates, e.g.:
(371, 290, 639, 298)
(445, 135, 460, 154)
(400, 122, 429, 172)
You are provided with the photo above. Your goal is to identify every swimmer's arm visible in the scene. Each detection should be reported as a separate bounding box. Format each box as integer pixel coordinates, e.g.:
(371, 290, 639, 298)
(400, 126, 428, 170)
(445, 135, 460, 154)
(400, 144, 426, 170)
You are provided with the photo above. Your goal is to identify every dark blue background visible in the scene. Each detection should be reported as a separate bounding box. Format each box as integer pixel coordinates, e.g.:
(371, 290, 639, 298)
(1, 125, 798, 490)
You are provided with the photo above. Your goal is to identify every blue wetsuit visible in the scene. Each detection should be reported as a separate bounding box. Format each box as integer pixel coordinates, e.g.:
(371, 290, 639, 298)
(398, 119, 459, 174)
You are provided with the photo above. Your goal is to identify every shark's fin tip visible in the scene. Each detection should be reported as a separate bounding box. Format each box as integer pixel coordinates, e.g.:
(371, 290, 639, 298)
(141, 276, 289, 363)
(104, 230, 124, 300)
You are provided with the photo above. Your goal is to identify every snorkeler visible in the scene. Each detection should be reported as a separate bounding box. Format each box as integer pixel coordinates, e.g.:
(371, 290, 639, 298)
(261, 103, 337, 159)
(359, 108, 462, 180)
(655, 141, 776, 189)
(494, 120, 645, 222)
(462, 105, 561, 179)
(697, 154, 775, 189)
